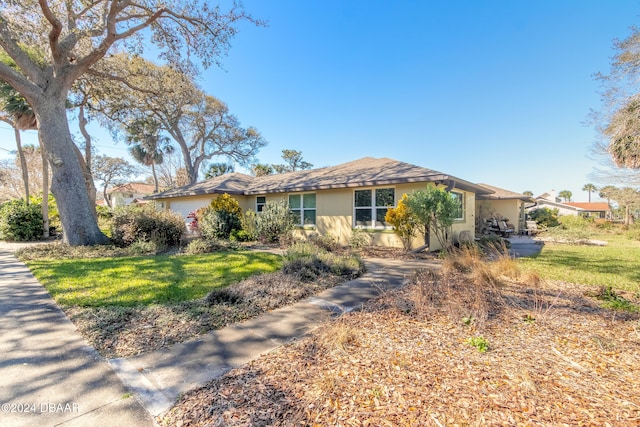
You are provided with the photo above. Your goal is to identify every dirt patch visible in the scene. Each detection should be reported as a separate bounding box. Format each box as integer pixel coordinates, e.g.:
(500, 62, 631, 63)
(159, 274, 640, 426)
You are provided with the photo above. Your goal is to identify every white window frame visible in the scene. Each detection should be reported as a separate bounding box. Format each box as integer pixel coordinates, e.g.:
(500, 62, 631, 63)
(289, 193, 316, 226)
(353, 187, 395, 229)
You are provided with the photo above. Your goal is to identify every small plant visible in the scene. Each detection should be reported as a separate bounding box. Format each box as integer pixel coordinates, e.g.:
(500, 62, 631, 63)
(462, 315, 475, 325)
(126, 239, 158, 256)
(349, 228, 372, 249)
(465, 336, 489, 353)
(594, 286, 639, 312)
(184, 238, 220, 255)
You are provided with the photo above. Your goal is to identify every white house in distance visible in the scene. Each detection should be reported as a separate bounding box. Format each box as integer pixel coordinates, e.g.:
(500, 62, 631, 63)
(530, 191, 611, 219)
(107, 182, 158, 207)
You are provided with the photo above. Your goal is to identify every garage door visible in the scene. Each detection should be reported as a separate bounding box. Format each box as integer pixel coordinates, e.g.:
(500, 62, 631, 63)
(169, 199, 210, 220)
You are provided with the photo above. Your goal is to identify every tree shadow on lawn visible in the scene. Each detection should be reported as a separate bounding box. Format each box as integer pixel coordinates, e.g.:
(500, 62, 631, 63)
(34, 251, 281, 307)
(524, 251, 640, 287)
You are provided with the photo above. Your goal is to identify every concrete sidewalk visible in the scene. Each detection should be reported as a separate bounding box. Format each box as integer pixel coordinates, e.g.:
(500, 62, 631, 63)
(0, 247, 156, 427)
(108, 257, 433, 417)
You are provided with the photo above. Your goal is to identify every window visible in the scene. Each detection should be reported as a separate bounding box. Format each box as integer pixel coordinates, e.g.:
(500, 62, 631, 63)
(289, 193, 316, 226)
(354, 188, 395, 228)
(451, 191, 464, 220)
(256, 196, 266, 212)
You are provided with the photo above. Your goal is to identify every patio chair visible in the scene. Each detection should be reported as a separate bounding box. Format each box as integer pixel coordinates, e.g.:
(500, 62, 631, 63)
(497, 220, 514, 237)
(523, 220, 539, 236)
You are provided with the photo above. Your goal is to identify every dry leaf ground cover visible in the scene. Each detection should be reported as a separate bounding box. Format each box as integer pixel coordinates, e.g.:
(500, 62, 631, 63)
(160, 248, 640, 426)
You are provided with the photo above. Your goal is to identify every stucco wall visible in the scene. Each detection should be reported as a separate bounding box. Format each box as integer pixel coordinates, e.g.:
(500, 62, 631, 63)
(477, 199, 524, 232)
(160, 183, 478, 250)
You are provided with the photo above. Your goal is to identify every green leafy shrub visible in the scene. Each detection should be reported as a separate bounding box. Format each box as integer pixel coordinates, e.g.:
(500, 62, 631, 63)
(110, 205, 185, 248)
(529, 207, 559, 228)
(240, 210, 259, 241)
(200, 209, 242, 240)
(198, 194, 242, 240)
(127, 239, 158, 255)
(349, 229, 372, 249)
(230, 229, 252, 242)
(0, 199, 43, 241)
(544, 215, 595, 243)
(256, 200, 295, 244)
(185, 238, 219, 255)
(309, 233, 340, 252)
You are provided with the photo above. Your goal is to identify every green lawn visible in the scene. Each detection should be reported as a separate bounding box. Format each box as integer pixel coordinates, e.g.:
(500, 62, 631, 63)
(518, 234, 640, 292)
(26, 251, 282, 307)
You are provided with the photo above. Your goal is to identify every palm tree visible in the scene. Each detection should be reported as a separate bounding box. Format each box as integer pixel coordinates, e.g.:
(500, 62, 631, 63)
(0, 84, 37, 202)
(205, 162, 235, 179)
(125, 118, 173, 192)
(582, 183, 597, 203)
(558, 190, 572, 202)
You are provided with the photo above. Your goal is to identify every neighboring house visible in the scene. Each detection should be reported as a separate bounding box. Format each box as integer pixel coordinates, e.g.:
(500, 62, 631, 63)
(108, 182, 159, 207)
(475, 184, 535, 234)
(563, 202, 611, 219)
(529, 194, 611, 219)
(147, 157, 494, 250)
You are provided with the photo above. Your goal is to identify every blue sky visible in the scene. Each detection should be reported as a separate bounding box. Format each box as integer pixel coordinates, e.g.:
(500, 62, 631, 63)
(1, 1, 639, 200)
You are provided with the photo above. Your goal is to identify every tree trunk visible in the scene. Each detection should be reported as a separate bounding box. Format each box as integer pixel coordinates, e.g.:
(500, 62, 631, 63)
(78, 105, 98, 211)
(14, 128, 30, 203)
(151, 163, 159, 192)
(36, 100, 108, 246)
(40, 145, 49, 239)
(103, 185, 111, 208)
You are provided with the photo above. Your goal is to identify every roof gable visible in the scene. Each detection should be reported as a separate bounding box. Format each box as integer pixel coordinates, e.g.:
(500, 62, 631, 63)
(108, 182, 158, 195)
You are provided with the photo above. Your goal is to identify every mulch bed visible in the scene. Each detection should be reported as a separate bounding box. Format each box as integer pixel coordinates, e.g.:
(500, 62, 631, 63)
(158, 273, 640, 426)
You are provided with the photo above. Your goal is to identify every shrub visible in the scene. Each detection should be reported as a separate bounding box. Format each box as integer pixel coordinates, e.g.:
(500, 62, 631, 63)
(543, 215, 595, 243)
(184, 238, 225, 255)
(385, 194, 419, 251)
(127, 239, 158, 256)
(200, 209, 242, 240)
(110, 205, 185, 248)
(0, 199, 43, 241)
(230, 229, 252, 242)
(240, 210, 259, 241)
(198, 194, 242, 240)
(309, 233, 340, 252)
(529, 207, 559, 228)
(283, 242, 365, 282)
(349, 229, 372, 249)
(256, 200, 295, 244)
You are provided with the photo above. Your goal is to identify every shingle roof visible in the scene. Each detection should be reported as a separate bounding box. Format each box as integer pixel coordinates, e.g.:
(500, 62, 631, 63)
(149, 172, 255, 198)
(476, 183, 535, 202)
(147, 157, 493, 200)
(108, 182, 158, 195)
